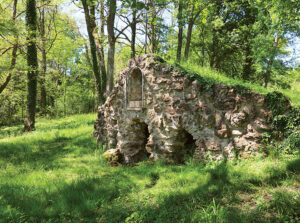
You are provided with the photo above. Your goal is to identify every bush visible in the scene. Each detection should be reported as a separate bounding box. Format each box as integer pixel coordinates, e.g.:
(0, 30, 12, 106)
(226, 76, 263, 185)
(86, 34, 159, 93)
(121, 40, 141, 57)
(284, 130, 300, 152)
(272, 115, 289, 132)
(267, 106, 300, 154)
(266, 91, 290, 116)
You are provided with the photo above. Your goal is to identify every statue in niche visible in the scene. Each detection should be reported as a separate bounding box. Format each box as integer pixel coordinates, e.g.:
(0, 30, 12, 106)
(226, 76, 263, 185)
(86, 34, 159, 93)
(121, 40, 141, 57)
(128, 67, 143, 108)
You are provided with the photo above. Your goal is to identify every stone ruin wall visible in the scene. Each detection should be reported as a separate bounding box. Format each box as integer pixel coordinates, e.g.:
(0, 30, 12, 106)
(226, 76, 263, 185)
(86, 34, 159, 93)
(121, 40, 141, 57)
(94, 54, 279, 164)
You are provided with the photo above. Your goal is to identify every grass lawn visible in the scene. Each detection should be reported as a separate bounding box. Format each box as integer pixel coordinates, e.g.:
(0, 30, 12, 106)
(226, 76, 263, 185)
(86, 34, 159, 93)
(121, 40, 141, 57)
(0, 114, 299, 223)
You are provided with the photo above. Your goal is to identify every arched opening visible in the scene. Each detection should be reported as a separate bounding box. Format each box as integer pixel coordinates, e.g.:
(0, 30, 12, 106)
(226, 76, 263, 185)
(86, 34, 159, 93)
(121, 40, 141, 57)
(127, 119, 151, 163)
(176, 129, 197, 163)
(127, 67, 143, 109)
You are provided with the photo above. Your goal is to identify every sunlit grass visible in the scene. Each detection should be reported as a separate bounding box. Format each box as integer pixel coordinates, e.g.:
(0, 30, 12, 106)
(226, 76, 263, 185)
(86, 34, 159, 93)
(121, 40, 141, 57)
(0, 114, 299, 222)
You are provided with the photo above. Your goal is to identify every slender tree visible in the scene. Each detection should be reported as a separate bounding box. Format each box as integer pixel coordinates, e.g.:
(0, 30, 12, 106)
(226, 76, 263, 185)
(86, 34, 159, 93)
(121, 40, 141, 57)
(99, 0, 107, 93)
(24, 0, 38, 131)
(106, 0, 116, 93)
(176, 0, 183, 62)
(149, 0, 156, 53)
(90, 2, 106, 96)
(263, 35, 279, 88)
(81, 0, 104, 104)
(184, 1, 207, 60)
(117, 0, 145, 58)
(39, 2, 47, 114)
(131, 0, 137, 58)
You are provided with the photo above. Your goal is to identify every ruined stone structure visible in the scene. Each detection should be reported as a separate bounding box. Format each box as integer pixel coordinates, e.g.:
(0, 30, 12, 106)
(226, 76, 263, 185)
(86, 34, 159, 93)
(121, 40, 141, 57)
(94, 54, 279, 164)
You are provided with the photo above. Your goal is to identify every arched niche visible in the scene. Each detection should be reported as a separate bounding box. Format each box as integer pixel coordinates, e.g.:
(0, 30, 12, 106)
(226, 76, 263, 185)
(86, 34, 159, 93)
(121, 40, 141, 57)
(126, 67, 144, 110)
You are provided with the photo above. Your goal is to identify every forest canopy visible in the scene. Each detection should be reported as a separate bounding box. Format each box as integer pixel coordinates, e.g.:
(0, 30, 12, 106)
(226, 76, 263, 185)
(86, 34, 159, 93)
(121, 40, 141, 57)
(0, 0, 299, 127)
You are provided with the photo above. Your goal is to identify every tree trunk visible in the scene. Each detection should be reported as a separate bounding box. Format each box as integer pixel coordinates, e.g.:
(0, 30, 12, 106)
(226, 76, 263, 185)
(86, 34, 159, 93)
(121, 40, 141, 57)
(263, 35, 279, 88)
(145, 4, 148, 54)
(40, 49, 47, 113)
(0, 73, 12, 94)
(146, 0, 157, 54)
(0, 0, 18, 94)
(176, 0, 183, 62)
(149, 0, 156, 53)
(90, 4, 106, 99)
(81, 0, 103, 104)
(201, 25, 205, 66)
(39, 5, 47, 114)
(107, 0, 116, 93)
(184, 18, 193, 60)
(131, 1, 137, 58)
(99, 0, 106, 97)
(184, 4, 203, 61)
(210, 28, 218, 68)
(242, 43, 253, 80)
(0, 44, 17, 94)
(107, 43, 115, 93)
(84, 43, 92, 67)
(24, 0, 38, 131)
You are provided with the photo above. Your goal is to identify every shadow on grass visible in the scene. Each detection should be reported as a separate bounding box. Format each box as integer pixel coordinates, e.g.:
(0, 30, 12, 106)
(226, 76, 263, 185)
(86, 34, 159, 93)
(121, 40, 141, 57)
(118, 161, 299, 223)
(0, 172, 135, 223)
(0, 138, 68, 167)
(0, 141, 299, 223)
(129, 161, 248, 223)
(287, 158, 300, 174)
(0, 159, 299, 223)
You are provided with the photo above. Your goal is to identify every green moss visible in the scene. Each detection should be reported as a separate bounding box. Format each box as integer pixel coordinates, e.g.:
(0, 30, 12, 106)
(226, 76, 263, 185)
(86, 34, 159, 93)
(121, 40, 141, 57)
(170, 63, 216, 91)
(232, 84, 252, 96)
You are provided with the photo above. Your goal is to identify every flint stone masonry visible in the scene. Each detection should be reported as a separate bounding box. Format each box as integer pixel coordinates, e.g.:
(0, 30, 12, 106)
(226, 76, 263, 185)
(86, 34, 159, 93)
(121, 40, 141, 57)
(93, 54, 285, 164)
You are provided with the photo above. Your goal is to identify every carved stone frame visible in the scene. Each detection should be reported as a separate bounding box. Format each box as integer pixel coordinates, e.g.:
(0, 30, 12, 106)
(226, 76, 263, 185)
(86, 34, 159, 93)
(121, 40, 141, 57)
(125, 66, 144, 110)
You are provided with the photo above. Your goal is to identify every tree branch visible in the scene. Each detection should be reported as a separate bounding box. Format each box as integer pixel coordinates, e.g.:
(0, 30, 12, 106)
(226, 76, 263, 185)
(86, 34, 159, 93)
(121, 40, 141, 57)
(1, 46, 13, 55)
(115, 23, 131, 39)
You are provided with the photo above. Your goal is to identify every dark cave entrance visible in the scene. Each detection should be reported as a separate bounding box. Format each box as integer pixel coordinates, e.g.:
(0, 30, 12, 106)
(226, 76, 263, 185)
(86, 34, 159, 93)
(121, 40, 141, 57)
(130, 119, 151, 162)
(176, 129, 197, 163)
(140, 121, 150, 158)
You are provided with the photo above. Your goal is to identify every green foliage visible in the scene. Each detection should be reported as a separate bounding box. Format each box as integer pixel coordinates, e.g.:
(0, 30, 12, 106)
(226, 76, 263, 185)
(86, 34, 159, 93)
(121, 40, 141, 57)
(263, 106, 300, 154)
(272, 115, 289, 132)
(265, 91, 290, 116)
(0, 1, 93, 124)
(288, 106, 300, 129)
(172, 63, 216, 91)
(232, 84, 252, 96)
(284, 131, 300, 152)
(189, 73, 216, 92)
(270, 73, 292, 90)
(272, 107, 300, 135)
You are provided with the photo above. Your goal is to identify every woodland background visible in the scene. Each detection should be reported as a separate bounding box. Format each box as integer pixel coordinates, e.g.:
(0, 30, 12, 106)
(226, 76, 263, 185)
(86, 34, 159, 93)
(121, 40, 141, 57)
(0, 0, 299, 127)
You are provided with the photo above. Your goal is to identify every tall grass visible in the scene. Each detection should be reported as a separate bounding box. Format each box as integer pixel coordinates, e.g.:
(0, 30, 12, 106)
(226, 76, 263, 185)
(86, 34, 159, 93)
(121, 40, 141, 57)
(0, 114, 299, 222)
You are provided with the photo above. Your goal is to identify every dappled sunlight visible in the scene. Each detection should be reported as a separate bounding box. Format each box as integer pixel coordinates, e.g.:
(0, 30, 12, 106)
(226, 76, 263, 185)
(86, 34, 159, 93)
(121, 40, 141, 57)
(0, 114, 299, 222)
